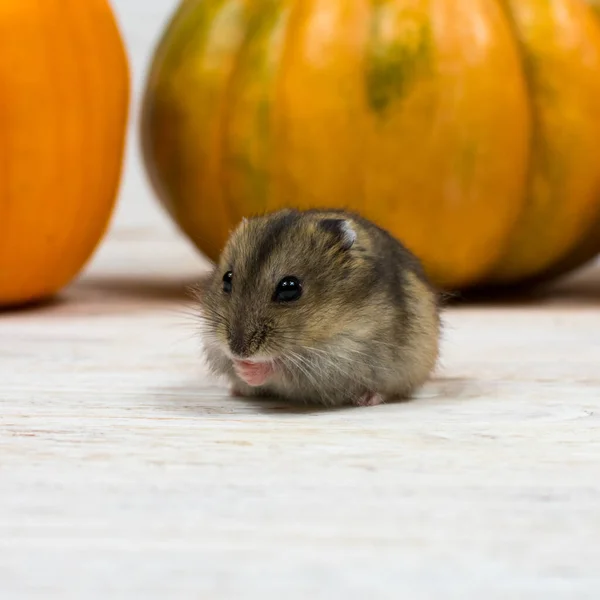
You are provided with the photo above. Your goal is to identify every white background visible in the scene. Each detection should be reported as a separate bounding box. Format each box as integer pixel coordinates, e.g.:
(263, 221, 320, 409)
(109, 0, 180, 232)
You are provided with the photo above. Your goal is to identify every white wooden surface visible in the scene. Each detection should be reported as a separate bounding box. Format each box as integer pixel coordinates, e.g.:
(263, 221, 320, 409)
(1, 225, 600, 600)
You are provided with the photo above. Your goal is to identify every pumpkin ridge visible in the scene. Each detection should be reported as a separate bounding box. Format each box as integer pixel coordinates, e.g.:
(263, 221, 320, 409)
(486, 0, 600, 283)
(221, 0, 292, 224)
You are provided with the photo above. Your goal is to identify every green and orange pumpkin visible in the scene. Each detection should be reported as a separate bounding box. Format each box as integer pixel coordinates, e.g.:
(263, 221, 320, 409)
(141, 0, 600, 290)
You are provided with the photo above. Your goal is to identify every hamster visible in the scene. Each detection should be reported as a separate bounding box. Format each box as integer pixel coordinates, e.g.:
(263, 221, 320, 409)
(195, 208, 441, 407)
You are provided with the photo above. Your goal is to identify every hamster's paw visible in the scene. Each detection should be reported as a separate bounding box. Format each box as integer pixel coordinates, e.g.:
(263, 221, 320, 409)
(355, 392, 384, 407)
(229, 380, 257, 397)
(229, 381, 271, 398)
(230, 385, 247, 398)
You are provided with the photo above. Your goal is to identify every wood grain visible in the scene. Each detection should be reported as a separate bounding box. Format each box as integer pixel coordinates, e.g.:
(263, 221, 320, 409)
(1, 226, 599, 599)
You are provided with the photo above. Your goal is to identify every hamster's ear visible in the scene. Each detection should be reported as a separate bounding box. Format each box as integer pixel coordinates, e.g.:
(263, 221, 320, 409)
(318, 218, 357, 251)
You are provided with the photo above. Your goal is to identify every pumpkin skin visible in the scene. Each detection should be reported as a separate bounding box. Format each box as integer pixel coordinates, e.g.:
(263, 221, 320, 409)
(538, 0, 600, 278)
(510, 0, 600, 289)
(0, 0, 130, 307)
(484, 0, 600, 285)
(142, 0, 600, 290)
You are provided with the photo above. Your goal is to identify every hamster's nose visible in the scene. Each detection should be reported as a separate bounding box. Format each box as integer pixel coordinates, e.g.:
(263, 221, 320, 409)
(228, 324, 264, 358)
(229, 327, 252, 358)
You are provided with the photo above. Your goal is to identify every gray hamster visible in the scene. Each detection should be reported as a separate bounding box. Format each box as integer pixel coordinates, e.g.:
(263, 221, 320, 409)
(195, 208, 441, 407)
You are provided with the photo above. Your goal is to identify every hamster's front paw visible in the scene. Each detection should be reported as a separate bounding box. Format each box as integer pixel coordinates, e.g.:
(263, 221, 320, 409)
(229, 381, 270, 398)
(355, 392, 384, 407)
(229, 380, 256, 397)
(230, 385, 247, 398)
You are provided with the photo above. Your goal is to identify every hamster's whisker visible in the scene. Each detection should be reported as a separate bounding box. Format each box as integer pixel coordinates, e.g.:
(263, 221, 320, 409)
(197, 327, 218, 339)
(198, 302, 228, 318)
(166, 316, 204, 331)
(198, 318, 226, 330)
(287, 352, 349, 406)
(274, 337, 371, 384)
(281, 354, 303, 385)
(165, 304, 201, 317)
(302, 347, 380, 385)
(273, 335, 396, 382)
(283, 353, 311, 388)
(320, 357, 363, 386)
(285, 352, 318, 386)
(301, 344, 365, 368)
(198, 312, 230, 329)
(200, 308, 229, 324)
(296, 353, 329, 383)
(284, 352, 332, 401)
(305, 343, 397, 375)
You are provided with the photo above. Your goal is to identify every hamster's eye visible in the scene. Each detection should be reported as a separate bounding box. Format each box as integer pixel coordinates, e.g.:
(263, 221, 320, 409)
(222, 271, 233, 294)
(273, 276, 302, 303)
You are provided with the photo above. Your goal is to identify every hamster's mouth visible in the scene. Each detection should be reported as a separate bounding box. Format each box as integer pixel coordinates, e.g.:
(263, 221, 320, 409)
(232, 359, 276, 387)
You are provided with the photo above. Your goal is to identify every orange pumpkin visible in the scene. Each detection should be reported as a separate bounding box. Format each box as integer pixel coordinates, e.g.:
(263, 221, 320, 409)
(0, 0, 130, 307)
(141, 0, 600, 290)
